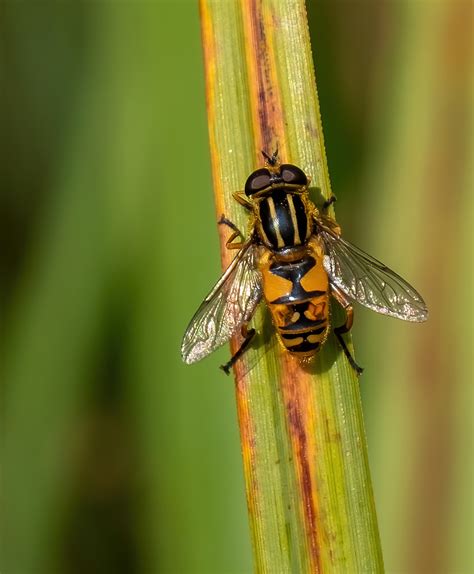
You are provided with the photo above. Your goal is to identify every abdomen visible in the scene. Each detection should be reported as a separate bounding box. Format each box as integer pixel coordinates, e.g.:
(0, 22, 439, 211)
(259, 238, 330, 357)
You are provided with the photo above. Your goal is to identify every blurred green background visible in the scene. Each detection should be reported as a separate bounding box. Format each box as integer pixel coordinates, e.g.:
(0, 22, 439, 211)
(1, 1, 472, 573)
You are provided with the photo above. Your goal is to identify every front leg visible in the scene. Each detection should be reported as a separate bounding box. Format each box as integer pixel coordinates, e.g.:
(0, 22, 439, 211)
(313, 202, 342, 236)
(232, 191, 253, 210)
(322, 194, 337, 211)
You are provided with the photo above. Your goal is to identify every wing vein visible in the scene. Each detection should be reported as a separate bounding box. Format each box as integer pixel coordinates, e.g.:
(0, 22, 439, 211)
(181, 240, 263, 364)
(318, 224, 428, 322)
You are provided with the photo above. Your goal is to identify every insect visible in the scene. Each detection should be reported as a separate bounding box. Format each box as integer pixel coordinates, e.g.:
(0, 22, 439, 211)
(181, 149, 428, 375)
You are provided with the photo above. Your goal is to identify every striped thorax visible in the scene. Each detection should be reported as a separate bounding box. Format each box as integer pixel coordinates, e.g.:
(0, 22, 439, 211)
(255, 189, 313, 251)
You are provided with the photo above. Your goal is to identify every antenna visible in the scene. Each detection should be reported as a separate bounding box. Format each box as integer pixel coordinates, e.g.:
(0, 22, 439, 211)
(261, 146, 279, 166)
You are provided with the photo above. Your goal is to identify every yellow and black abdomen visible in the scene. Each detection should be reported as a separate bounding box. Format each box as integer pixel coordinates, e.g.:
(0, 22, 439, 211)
(259, 238, 330, 356)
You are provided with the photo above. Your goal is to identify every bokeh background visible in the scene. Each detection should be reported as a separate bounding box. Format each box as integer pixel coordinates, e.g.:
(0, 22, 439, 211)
(1, 1, 472, 573)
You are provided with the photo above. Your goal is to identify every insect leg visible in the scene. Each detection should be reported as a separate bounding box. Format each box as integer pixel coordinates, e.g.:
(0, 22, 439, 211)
(322, 195, 337, 211)
(220, 324, 256, 375)
(218, 215, 242, 234)
(232, 191, 253, 210)
(331, 286, 364, 375)
(218, 215, 246, 249)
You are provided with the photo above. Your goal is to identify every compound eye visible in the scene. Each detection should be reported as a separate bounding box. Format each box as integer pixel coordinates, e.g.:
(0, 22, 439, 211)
(245, 168, 271, 196)
(280, 164, 308, 186)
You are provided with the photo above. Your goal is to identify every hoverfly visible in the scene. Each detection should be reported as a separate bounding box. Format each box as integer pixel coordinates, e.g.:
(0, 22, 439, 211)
(181, 150, 428, 375)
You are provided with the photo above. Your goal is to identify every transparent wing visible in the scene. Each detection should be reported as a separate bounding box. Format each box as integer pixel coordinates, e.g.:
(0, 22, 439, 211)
(181, 240, 262, 364)
(318, 223, 428, 322)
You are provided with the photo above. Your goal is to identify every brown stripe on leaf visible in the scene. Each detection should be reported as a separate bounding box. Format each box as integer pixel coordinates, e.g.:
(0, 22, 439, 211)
(282, 354, 323, 573)
(243, 0, 287, 158)
(243, 2, 325, 570)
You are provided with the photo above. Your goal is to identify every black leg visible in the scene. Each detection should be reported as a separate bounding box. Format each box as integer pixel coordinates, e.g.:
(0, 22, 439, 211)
(331, 286, 364, 376)
(218, 214, 243, 235)
(334, 327, 364, 376)
(220, 325, 256, 375)
(322, 195, 337, 211)
(218, 215, 245, 249)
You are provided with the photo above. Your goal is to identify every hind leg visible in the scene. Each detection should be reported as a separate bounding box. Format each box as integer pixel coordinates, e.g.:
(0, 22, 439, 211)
(220, 324, 256, 375)
(331, 286, 363, 375)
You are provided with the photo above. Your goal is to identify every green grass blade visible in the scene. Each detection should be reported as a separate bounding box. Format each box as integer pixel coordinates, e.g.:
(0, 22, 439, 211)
(200, 1, 384, 572)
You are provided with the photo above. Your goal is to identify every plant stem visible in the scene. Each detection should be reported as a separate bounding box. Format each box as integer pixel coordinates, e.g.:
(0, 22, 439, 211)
(200, 1, 384, 571)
